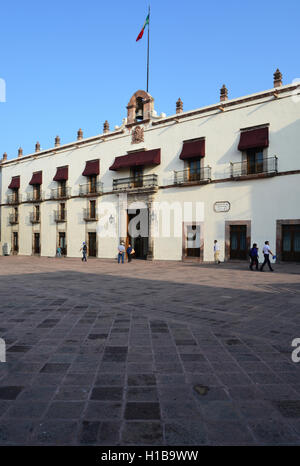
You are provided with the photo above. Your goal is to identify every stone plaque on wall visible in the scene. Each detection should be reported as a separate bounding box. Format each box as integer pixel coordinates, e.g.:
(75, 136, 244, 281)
(214, 201, 230, 213)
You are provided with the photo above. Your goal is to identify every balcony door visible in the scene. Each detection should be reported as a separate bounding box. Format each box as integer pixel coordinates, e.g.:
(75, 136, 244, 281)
(230, 225, 247, 260)
(246, 149, 264, 175)
(188, 158, 201, 182)
(89, 175, 97, 194)
(131, 167, 143, 188)
(282, 225, 300, 262)
(59, 180, 66, 197)
(33, 185, 41, 201)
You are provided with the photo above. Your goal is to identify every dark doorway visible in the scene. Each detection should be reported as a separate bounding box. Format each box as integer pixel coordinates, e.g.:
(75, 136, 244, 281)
(186, 224, 200, 257)
(230, 225, 247, 260)
(88, 232, 97, 257)
(13, 232, 18, 254)
(59, 232, 67, 256)
(34, 233, 40, 254)
(282, 224, 300, 261)
(127, 209, 149, 259)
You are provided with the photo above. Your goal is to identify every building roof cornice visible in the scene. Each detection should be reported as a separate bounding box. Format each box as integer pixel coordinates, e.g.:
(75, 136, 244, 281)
(151, 83, 300, 126)
(1, 82, 299, 167)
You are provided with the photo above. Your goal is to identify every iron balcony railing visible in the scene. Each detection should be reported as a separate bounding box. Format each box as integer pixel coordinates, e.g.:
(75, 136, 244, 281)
(113, 174, 158, 191)
(7, 193, 20, 204)
(9, 213, 19, 224)
(30, 211, 40, 223)
(230, 156, 278, 178)
(79, 182, 103, 196)
(27, 191, 44, 202)
(174, 166, 212, 185)
(50, 187, 71, 200)
(83, 208, 98, 222)
(54, 210, 67, 222)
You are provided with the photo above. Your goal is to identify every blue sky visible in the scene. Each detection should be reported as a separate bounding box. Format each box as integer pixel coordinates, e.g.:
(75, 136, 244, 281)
(1, 0, 299, 159)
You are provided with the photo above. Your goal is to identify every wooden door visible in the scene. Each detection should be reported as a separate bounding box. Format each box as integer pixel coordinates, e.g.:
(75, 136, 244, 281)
(34, 233, 40, 254)
(59, 232, 66, 255)
(88, 232, 97, 257)
(282, 225, 300, 261)
(230, 225, 247, 259)
(13, 232, 19, 253)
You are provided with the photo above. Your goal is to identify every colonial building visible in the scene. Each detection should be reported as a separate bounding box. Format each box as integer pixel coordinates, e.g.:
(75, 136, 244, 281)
(1, 69, 300, 262)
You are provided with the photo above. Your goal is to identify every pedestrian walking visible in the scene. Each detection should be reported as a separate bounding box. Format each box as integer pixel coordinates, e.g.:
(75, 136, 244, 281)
(214, 240, 221, 264)
(80, 242, 87, 262)
(126, 243, 135, 263)
(249, 243, 259, 270)
(56, 246, 62, 258)
(118, 241, 125, 264)
(260, 241, 274, 272)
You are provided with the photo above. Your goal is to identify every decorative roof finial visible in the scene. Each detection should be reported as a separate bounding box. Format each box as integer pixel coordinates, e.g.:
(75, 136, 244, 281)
(18, 147, 23, 158)
(77, 128, 83, 140)
(220, 84, 228, 102)
(274, 68, 282, 88)
(103, 120, 109, 133)
(35, 141, 40, 153)
(176, 98, 183, 114)
(2, 152, 7, 161)
(55, 135, 60, 147)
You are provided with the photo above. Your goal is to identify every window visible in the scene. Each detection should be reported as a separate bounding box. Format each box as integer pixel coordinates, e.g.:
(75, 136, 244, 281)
(89, 200, 96, 219)
(14, 207, 18, 222)
(60, 203, 65, 220)
(135, 97, 144, 121)
(34, 205, 40, 221)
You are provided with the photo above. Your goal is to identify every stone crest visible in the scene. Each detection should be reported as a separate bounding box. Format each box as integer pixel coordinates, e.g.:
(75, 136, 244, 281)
(131, 126, 144, 144)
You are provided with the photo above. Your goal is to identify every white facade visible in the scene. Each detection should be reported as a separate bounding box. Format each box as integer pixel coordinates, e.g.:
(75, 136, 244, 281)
(1, 76, 300, 262)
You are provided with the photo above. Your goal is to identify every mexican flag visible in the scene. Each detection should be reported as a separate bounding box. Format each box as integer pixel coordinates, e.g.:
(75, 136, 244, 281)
(136, 14, 149, 41)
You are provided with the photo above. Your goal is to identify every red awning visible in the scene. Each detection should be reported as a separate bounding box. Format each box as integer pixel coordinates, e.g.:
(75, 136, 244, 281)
(179, 139, 205, 160)
(53, 166, 68, 181)
(109, 149, 161, 171)
(82, 159, 100, 176)
(238, 127, 269, 151)
(8, 176, 20, 189)
(29, 171, 42, 185)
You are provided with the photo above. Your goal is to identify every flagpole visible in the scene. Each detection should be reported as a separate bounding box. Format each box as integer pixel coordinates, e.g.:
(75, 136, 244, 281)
(147, 5, 150, 93)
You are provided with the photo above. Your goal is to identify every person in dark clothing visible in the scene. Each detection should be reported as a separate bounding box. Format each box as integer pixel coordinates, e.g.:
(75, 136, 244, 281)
(127, 243, 134, 263)
(80, 242, 87, 262)
(249, 243, 259, 270)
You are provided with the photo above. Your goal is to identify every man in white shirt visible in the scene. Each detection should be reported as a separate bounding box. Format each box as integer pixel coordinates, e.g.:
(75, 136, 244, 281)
(260, 241, 274, 272)
(118, 241, 125, 264)
(214, 240, 221, 264)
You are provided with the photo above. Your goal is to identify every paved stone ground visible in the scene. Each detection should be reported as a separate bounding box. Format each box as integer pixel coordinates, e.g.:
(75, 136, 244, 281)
(0, 256, 300, 445)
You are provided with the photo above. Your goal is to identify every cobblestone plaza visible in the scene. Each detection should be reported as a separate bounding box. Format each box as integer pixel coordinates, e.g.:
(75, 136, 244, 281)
(0, 256, 300, 445)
